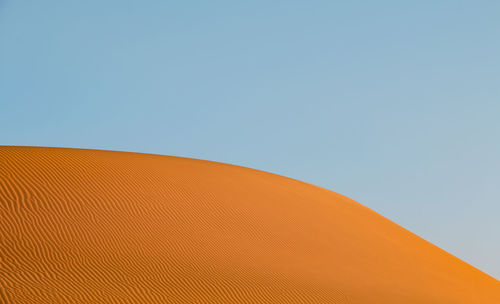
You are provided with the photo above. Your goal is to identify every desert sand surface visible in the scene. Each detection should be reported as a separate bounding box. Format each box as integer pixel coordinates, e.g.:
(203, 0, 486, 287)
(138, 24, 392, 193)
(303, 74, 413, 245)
(0, 146, 499, 303)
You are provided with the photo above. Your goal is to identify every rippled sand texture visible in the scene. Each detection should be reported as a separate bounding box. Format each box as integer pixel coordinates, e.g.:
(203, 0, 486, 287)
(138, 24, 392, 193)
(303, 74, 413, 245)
(1, 146, 499, 303)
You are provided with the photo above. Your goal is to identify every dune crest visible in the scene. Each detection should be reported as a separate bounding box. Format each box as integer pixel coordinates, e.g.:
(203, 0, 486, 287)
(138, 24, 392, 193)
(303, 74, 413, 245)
(0, 146, 498, 303)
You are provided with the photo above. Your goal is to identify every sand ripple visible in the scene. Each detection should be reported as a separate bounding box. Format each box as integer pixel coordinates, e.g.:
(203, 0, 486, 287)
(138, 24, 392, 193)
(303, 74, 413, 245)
(1, 147, 499, 303)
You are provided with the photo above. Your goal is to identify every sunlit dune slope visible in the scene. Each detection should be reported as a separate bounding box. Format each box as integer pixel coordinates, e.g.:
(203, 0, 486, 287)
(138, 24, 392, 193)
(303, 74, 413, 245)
(1, 147, 499, 303)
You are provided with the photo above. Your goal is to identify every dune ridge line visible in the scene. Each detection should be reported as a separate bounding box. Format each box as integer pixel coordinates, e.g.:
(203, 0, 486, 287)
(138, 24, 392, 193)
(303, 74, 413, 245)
(1, 146, 499, 303)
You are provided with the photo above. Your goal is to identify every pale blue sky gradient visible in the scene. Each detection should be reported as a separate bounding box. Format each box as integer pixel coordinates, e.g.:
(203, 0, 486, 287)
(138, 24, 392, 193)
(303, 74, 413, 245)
(1, 1, 499, 278)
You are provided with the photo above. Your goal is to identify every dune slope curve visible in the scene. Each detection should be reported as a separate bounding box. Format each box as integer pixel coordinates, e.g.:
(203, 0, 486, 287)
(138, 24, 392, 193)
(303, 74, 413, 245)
(0, 146, 499, 303)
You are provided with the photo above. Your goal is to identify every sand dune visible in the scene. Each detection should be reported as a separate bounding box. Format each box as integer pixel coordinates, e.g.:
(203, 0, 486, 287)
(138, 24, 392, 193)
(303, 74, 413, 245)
(0, 146, 498, 303)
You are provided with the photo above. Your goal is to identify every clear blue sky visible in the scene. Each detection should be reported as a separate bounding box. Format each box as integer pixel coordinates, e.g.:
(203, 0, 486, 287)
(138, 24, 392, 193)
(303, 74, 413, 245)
(1, 1, 499, 279)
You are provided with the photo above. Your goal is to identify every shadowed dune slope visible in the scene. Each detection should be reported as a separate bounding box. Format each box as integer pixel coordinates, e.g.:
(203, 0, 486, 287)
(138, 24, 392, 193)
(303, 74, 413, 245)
(0, 146, 499, 303)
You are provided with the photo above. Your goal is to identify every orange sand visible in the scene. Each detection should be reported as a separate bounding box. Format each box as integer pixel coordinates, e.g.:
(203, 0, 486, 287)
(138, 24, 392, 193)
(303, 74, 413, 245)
(0, 146, 498, 303)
